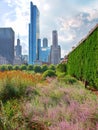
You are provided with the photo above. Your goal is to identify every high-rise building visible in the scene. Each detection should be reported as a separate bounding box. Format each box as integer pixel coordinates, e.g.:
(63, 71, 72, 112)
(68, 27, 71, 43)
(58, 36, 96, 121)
(40, 47, 50, 63)
(37, 39, 41, 60)
(14, 36, 22, 65)
(52, 30, 58, 47)
(43, 38, 48, 48)
(0, 28, 14, 64)
(50, 30, 61, 64)
(29, 2, 40, 64)
(15, 36, 22, 57)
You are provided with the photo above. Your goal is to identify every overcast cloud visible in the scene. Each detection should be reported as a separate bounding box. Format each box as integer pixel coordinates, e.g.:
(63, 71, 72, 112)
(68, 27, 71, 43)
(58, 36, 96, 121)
(0, 0, 98, 57)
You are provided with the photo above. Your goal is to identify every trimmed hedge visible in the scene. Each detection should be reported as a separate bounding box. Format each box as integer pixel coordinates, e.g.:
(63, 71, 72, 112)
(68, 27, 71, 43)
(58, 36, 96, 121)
(67, 27, 98, 89)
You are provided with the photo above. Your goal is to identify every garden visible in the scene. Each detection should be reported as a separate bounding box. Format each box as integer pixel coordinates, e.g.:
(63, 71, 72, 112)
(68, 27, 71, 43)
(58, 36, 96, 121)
(0, 64, 98, 130)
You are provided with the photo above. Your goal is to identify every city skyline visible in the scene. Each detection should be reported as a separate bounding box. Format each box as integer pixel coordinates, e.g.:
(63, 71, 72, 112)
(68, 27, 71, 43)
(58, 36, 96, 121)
(0, 0, 98, 57)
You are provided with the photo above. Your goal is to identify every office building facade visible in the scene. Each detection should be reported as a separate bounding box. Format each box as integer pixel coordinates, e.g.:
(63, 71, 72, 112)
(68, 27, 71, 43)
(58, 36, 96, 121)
(50, 30, 61, 64)
(0, 28, 14, 64)
(15, 36, 22, 57)
(29, 2, 40, 64)
(14, 36, 22, 65)
(43, 38, 48, 48)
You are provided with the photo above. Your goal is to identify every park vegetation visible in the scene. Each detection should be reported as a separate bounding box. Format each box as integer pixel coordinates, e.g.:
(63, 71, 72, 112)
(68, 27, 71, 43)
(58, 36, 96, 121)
(67, 27, 98, 89)
(0, 63, 98, 130)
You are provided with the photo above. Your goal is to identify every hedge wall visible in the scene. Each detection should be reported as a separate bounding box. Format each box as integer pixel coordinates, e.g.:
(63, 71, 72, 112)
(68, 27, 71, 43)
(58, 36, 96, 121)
(67, 26, 98, 89)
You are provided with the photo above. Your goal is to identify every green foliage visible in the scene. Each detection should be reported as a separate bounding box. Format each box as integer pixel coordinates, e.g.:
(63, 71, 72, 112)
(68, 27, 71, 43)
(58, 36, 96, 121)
(58, 75, 77, 84)
(0, 77, 27, 102)
(34, 65, 42, 73)
(67, 27, 98, 89)
(20, 64, 27, 70)
(27, 65, 33, 71)
(0, 65, 7, 71)
(56, 63, 67, 73)
(41, 64, 48, 72)
(48, 64, 56, 71)
(57, 72, 66, 79)
(56, 63, 67, 78)
(7, 65, 13, 71)
(13, 65, 20, 70)
(63, 75, 77, 84)
(42, 70, 56, 79)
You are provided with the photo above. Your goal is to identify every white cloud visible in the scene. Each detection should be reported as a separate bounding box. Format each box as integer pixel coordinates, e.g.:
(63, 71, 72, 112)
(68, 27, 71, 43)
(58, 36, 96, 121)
(87, 9, 98, 21)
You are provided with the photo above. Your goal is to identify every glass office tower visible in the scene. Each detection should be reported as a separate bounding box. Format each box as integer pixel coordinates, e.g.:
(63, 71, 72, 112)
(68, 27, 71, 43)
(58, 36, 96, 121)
(29, 2, 40, 64)
(0, 28, 14, 64)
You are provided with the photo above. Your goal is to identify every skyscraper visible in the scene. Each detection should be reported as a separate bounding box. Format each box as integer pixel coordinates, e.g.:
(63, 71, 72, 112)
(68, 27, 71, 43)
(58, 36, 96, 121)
(50, 30, 61, 64)
(43, 38, 48, 48)
(52, 31, 58, 47)
(15, 36, 22, 57)
(29, 2, 40, 64)
(14, 36, 22, 65)
(37, 39, 41, 60)
(0, 28, 14, 64)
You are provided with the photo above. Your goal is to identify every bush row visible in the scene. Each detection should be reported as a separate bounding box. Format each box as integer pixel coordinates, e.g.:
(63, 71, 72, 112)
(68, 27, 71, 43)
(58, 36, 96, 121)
(0, 64, 56, 73)
(67, 27, 98, 89)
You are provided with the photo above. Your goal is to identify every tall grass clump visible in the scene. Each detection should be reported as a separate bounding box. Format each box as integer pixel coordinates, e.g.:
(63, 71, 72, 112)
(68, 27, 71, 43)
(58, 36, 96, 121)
(0, 71, 42, 102)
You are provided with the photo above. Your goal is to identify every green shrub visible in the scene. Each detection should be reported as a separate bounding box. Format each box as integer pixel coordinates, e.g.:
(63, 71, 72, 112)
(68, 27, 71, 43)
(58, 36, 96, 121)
(34, 65, 42, 73)
(41, 64, 48, 72)
(42, 70, 56, 79)
(27, 65, 34, 71)
(48, 64, 56, 71)
(13, 65, 20, 70)
(56, 63, 67, 73)
(0, 65, 7, 71)
(7, 65, 13, 71)
(20, 65, 27, 70)
(61, 75, 77, 84)
(57, 72, 66, 79)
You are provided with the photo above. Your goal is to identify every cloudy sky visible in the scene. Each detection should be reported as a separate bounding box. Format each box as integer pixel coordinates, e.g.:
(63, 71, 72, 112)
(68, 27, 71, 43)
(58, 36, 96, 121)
(0, 0, 98, 57)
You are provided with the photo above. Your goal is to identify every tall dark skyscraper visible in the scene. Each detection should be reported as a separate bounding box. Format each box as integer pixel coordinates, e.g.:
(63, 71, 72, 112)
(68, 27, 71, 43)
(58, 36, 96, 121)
(29, 2, 40, 64)
(50, 30, 61, 64)
(15, 36, 22, 57)
(52, 31, 58, 47)
(0, 28, 14, 64)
